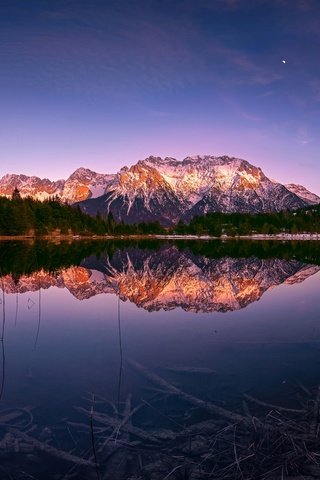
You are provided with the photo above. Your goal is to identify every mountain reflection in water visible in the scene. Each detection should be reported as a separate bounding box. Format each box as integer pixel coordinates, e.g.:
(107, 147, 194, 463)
(1, 244, 319, 313)
(1, 241, 320, 479)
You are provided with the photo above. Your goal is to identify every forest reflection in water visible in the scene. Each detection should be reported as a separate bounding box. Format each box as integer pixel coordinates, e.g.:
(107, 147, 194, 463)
(1, 239, 320, 312)
(0, 239, 319, 479)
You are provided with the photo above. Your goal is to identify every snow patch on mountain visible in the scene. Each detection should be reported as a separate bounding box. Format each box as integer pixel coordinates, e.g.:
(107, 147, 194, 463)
(0, 168, 116, 203)
(0, 174, 64, 200)
(61, 168, 115, 203)
(285, 184, 320, 205)
(0, 155, 316, 224)
(78, 155, 311, 224)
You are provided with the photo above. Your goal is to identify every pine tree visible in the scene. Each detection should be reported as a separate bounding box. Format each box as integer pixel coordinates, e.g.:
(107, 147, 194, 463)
(12, 187, 21, 200)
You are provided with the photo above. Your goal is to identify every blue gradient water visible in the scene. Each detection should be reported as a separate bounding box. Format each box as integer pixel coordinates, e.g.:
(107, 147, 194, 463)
(1, 242, 320, 478)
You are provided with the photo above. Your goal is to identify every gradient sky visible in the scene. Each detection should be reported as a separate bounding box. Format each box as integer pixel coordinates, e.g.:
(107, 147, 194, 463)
(1, 0, 319, 193)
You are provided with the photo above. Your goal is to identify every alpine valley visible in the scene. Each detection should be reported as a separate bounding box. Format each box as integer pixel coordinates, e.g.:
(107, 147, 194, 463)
(1, 155, 319, 225)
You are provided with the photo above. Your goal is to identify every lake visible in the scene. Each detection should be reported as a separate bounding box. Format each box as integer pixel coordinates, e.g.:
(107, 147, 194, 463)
(1, 240, 320, 479)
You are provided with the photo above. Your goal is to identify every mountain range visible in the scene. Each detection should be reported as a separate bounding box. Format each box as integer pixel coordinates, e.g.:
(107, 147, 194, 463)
(1, 155, 319, 225)
(1, 246, 319, 312)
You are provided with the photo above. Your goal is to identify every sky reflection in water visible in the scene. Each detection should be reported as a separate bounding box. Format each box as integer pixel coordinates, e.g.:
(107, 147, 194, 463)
(0, 241, 320, 478)
(1, 243, 320, 403)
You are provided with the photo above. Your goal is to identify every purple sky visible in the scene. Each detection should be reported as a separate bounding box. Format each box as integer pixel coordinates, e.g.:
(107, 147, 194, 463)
(1, 0, 320, 193)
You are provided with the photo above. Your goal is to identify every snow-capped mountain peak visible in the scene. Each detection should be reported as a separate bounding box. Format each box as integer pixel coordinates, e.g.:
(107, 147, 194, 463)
(0, 168, 116, 203)
(62, 168, 115, 202)
(1, 154, 318, 224)
(80, 155, 315, 225)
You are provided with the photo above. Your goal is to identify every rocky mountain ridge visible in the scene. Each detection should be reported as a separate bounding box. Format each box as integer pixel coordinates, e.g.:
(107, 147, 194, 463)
(1, 247, 319, 313)
(1, 155, 319, 224)
(285, 183, 320, 205)
(80, 155, 319, 225)
(0, 167, 115, 203)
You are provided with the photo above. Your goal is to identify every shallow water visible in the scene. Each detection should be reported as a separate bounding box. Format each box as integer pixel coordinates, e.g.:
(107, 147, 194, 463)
(0, 240, 320, 479)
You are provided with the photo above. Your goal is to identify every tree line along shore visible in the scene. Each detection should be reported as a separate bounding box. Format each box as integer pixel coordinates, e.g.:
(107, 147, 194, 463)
(0, 192, 320, 238)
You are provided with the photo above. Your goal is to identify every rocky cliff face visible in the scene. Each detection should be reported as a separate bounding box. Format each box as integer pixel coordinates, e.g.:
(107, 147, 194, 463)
(79, 156, 309, 225)
(0, 168, 115, 203)
(1, 155, 317, 224)
(1, 247, 319, 313)
(0, 174, 64, 201)
(61, 168, 115, 203)
(285, 184, 320, 205)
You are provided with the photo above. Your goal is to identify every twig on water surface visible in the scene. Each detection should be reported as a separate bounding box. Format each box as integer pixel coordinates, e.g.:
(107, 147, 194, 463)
(165, 366, 216, 375)
(61, 445, 94, 480)
(117, 296, 123, 411)
(67, 420, 107, 435)
(295, 380, 312, 397)
(0, 272, 5, 342)
(83, 393, 118, 414)
(0, 273, 6, 402)
(310, 385, 320, 436)
(162, 464, 184, 479)
(0, 407, 34, 431)
(233, 426, 243, 477)
(112, 394, 137, 445)
(102, 395, 133, 480)
(73, 364, 320, 480)
(18, 471, 39, 480)
(77, 406, 161, 444)
(14, 293, 18, 327)
(243, 393, 306, 414)
(32, 249, 42, 351)
(90, 393, 102, 480)
(141, 397, 185, 430)
(33, 287, 42, 350)
(9, 428, 96, 467)
(66, 425, 78, 447)
(191, 423, 239, 472)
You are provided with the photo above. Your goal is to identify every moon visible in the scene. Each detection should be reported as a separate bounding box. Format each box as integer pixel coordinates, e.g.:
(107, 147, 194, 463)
(282, 60, 286, 64)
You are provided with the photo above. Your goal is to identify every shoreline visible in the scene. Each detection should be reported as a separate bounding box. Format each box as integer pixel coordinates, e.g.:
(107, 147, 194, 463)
(1, 233, 320, 242)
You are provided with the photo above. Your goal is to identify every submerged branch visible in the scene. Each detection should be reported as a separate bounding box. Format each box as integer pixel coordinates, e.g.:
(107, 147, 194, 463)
(128, 359, 248, 425)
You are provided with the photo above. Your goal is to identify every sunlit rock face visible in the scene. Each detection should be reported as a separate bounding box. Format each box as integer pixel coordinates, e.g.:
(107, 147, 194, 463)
(82, 161, 184, 226)
(1, 156, 317, 224)
(79, 155, 309, 225)
(1, 247, 319, 313)
(0, 168, 115, 203)
(61, 168, 115, 203)
(285, 184, 320, 205)
(0, 175, 65, 201)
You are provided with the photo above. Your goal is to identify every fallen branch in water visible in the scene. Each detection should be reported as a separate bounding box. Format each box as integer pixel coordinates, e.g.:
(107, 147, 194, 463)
(129, 359, 249, 425)
(0, 407, 33, 428)
(9, 428, 96, 467)
(243, 393, 306, 414)
(90, 394, 101, 480)
(76, 406, 161, 444)
(102, 395, 132, 480)
(310, 385, 320, 436)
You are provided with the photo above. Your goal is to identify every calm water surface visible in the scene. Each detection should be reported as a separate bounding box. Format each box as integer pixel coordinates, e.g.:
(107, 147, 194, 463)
(0, 240, 320, 479)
